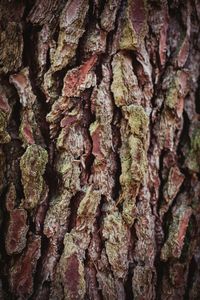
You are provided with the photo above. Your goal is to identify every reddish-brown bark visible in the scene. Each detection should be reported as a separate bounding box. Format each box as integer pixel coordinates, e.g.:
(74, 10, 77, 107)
(0, 0, 200, 299)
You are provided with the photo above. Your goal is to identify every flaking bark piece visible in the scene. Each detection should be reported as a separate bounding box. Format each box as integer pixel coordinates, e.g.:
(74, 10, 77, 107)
(161, 204, 192, 261)
(10, 68, 36, 108)
(111, 52, 142, 107)
(123, 105, 149, 142)
(27, 0, 62, 26)
(46, 55, 97, 137)
(132, 265, 155, 300)
(5, 183, 16, 212)
(62, 55, 97, 97)
(96, 249, 118, 300)
(118, 0, 148, 50)
(160, 166, 184, 217)
(89, 62, 116, 199)
(158, 69, 189, 151)
(10, 68, 44, 146)
(119, 106, 148, 225)
(5, 208, 28, 255)
(103, 209, 130, 279)
(50, 234, 86, 300)
(51, 0, 89, 72)
(186, 126, 200, 173)
(0, 22, 23, 74)
(10, 234, 41, 299)
(51, 188, 101, 299)
(76, 187, 101, 232)
(20, 144, 48, 210)
(100, 0, 121, 32)
(0, 92, 11, 144)
(82, 22, 107, 55)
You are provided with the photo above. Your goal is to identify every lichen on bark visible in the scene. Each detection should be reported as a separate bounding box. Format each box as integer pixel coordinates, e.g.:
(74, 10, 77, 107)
(0, 0, 200, 299)
(20, 144, 48, 210)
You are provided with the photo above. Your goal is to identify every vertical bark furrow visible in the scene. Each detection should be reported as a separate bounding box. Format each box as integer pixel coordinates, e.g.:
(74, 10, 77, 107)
(0, 0, 200, 299)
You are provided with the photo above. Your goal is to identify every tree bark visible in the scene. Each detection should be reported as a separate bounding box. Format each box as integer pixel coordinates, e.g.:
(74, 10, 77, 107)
(0, 0, 200, 299)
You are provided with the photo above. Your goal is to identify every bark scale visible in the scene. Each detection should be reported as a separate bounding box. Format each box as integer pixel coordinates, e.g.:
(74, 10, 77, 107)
(0, 0, 200, 299)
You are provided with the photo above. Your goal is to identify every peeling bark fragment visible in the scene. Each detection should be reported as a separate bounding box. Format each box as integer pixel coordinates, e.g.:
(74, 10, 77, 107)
(134, 191, 156, 267)
(96, 249, 118, 300)
(85, 224, 102, 298)
(85, 264, 101, 300)
(111, 52, 142, 107)
(0, 110, 11, 144)
(147, 1, 169, 68)
(6, 208, 28, 255)
(174, 5, 190, 68)
(76, 187, 101, 231)
(20, 109, 36, 145)
(125, 135, 147, 182)
(10, 68, 44, 146)
(47, 55, 97, 137)
(118, 0, 147, 50)
(132, 266, 155, 300)
(0, 93, 11, 143)
(186, 126, 200, 173)
(34, 184, 49, 234)
(159, 6, 169, 67)
(50, 234, 86, 300)
(50, 0, 89, 72)
(120, 106, 148, 225)
(44, 63, 92, 248)
(20, 144, 48, 210)
(169, 262, 187, 287)
(160, 166, 184, 217)
(36, 25, 52, 79)
(10, 235, 41, 299)
(5, 183, 16, 212)
(176, 36, 190, 68)
(111, 50, 149, 226)
(158, 69, 189, 150)
(89, 63, 116, 198)
(161, 204, 192, 260)
(123, 105, 148, 141)
(51, 188, 100, 299)
(39, 243, 59, 285)
(103, 208, 130, 279)
(165, 70, 189, 114)
(10, 68, 36, 108)
(160, 257, 192, 300)
(62, 55, 97, 97)
(133, 185, 156, 299)
(27, 0, 63, 26)
(100, 0, 121, 32)
(43, 68, 60, 103)
(83, 22, 107, 55)
(0, 22, 23, 74)
(44, 192, 71, 240)
(135, 44, 153, 110)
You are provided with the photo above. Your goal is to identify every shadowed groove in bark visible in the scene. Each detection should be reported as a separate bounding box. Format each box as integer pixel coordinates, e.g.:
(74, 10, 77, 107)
(0, 0, 200, 299)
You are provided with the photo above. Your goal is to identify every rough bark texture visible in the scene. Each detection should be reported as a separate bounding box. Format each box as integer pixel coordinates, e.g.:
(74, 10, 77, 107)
(0, 0, 200, 299)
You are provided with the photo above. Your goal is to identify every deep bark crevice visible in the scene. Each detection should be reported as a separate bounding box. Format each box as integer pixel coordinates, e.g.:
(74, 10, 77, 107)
(0, 0, 200, 299)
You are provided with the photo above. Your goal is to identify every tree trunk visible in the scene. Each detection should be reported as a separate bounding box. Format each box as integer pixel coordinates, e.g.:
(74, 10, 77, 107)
(0, 0, 200, 299)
